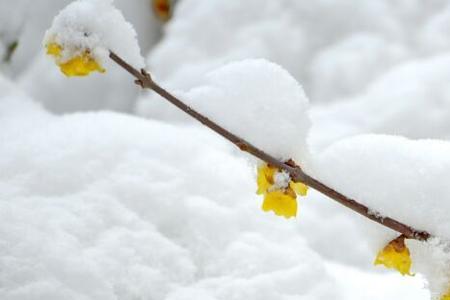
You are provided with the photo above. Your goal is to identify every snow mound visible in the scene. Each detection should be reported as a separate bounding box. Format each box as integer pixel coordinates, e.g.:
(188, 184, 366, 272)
(0, 96, 339, 300)
(310, 53, 450, 151)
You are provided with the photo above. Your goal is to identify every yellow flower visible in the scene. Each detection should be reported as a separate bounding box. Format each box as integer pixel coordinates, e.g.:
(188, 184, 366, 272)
(442, 292, 450, 300)
(374, 235, 413, 276)
(152, 0, 173, 22)
(46, 42, 105, 77)
(262, 190, 297, 218)
(256, 164, 276, 195)
(289, 181, 308, 196)
(46, 43, 62, 57)
(256, 163, 308, 218)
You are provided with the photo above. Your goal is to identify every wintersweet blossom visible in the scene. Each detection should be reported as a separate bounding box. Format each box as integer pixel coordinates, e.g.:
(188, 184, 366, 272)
(374, 236, 412, 276)
(152, 0, 172, 22)
(46, 43, 105, 77)
(256, 163, 308, 218)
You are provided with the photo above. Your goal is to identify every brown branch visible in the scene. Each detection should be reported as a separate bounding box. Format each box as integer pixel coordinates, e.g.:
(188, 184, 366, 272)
(109, 51, 431, 242)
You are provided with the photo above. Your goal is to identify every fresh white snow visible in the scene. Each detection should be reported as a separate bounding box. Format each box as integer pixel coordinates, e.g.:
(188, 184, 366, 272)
(181, 59, 311, 163)
(2, 0, 450, 299)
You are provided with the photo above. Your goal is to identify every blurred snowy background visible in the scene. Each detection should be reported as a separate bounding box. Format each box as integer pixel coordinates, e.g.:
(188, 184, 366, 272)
(2, 0, 450, 299)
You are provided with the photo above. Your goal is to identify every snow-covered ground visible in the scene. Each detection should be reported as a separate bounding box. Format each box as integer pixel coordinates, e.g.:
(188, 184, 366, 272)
(2, 0, 450, 299)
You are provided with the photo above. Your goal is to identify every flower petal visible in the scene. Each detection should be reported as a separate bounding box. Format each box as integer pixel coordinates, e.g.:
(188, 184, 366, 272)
(374, 236, 413, 276)
(289, 181, 308, 196)
(262, 190, 297, 218)
(46, 43, 105, 77)
(59, 54, 105, 77)
(256, 164, 276, 194)
(46, 43, 62, 57)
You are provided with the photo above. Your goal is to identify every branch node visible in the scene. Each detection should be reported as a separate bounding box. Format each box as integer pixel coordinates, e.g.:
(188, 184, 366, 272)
(236, 141, 249, 151)
(134, 79, 144, 88)
(141, 68, 152, 79)
(285, 159, 298, 168)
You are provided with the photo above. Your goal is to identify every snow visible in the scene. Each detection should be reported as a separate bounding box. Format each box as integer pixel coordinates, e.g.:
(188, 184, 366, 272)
(309, 33, 408, 102)
(0, 96, 333, 299)
(0, 0, 160, 113)
(177, 59, 311, 162)
(307, 134, 450, 240)
(0, 93, 429, 299)
(43, 0, 144, 69)
(3, 0, 450, 298)
(307, 134, 450, 296)
(309, 53, 450, 151)
(273, 171, 291, 190)
(136, 0, 449, 121)
(19, 54, 140, 113)
(409, 238, 450, 299)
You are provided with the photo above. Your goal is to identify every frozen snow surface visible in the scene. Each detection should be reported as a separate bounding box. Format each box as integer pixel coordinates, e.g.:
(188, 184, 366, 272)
(3, 0, 450, 299)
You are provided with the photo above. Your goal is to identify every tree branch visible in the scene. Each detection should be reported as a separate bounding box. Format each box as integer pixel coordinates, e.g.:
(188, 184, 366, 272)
(109, 51, 431, 242)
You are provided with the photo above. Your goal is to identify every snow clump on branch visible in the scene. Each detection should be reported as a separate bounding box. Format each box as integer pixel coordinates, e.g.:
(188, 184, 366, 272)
(182, 59, 311, 164)
(43, 0, 144, 76)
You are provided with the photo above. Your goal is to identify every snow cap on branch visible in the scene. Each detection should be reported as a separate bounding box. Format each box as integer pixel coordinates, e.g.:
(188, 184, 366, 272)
(43, 0, 144, 76)
(183, 59, 311, 163)
(309, 134, 450, 241)
(308, 134, 450, 296)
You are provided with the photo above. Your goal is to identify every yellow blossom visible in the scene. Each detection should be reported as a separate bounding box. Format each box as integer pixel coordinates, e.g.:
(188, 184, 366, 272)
(256, 163, 308, 218)
(442, 292, 450, 300)
(289, 181, 308, 196)
(46, 42, 105, 77)
(374, 236, 413, 276)
(262, 190, 297, 218)
(46, 43, 62, 57)
(256, 164, 276, 195)
(152, 0, 172, 22)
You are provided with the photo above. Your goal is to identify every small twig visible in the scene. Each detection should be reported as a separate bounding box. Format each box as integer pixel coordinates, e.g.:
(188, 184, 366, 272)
(109, 51, 431, 241)
(2, 40, 18, 63)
